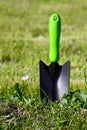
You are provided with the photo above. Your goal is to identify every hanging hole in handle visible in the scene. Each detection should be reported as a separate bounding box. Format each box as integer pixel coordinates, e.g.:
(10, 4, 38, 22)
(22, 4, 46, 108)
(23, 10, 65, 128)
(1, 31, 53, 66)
(53, 15, 57, 21)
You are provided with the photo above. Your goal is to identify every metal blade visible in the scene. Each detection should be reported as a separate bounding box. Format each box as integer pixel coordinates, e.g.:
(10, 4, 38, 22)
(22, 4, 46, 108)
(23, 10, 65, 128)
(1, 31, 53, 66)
(55, 61, 70, 101)
(39, 60, 54, 101)
(39, 60, 70, 101)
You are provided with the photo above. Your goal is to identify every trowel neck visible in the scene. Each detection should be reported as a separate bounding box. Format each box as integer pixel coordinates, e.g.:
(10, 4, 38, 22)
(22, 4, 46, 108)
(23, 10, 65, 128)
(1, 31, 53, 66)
(49, 62, 62, 79)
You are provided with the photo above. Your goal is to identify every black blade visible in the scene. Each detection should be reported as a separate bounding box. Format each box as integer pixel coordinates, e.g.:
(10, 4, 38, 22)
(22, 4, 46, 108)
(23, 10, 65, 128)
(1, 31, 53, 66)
(39, 60, 62, 101)
(39, 60, 54, 101)
(39, 60, 70, 101)
(55, 61, 70, 100)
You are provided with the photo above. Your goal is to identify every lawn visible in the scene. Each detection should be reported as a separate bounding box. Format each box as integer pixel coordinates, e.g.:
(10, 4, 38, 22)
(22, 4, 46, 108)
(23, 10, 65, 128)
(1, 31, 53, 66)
(0, 0, 87, 129)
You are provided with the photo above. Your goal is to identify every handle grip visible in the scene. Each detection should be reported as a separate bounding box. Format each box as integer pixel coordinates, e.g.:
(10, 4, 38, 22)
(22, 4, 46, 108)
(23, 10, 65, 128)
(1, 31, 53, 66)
(49, 13, 61, 62)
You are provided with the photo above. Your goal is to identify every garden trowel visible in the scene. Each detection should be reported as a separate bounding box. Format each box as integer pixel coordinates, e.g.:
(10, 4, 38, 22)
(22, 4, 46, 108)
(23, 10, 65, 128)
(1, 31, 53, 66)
(39, 13, 70, 101)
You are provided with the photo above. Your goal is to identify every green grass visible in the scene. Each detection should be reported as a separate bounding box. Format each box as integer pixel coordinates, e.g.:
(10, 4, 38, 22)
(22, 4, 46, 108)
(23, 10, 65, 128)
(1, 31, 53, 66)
(0, 0, 87, 129)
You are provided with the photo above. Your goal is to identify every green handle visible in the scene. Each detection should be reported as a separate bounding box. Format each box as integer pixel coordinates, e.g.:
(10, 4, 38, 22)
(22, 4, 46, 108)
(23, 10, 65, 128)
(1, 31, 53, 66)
(49, 13, 61, 62)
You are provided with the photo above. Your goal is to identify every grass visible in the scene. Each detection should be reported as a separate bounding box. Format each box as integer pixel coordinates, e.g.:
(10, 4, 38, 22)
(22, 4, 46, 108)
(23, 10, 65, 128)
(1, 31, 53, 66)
(0, 0, 87, 129)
